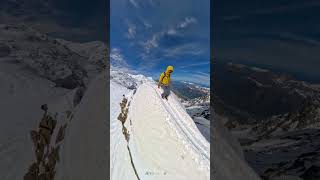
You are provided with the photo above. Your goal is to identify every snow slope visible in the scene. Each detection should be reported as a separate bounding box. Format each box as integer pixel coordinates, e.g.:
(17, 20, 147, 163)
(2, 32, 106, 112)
(110, 81, 139, 180)
(128, 83, 210, 179)
(0, 24, 106, 179)
(110, 69, 210, 180)
(56, 73, 108, 180)
(212, 115, 261, 180)
(0, 56, 71, 180)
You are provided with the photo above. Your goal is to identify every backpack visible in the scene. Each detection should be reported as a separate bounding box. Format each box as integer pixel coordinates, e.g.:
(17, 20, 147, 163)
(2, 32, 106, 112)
(160, 71, 170, 83)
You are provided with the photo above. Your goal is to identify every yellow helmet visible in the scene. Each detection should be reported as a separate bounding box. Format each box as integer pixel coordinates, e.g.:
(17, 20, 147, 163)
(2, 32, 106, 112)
(166, 65, 174, 73)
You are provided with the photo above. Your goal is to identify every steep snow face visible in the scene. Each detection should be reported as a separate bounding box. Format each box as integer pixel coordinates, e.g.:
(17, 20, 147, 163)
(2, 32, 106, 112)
(110, 69, 154, 180)
(110, 69, 210, 180)
(183, 95, 210, 141)
(110, 81, 139, 180)
(56, 73, 108, 180)
(0, 54, 72, 180)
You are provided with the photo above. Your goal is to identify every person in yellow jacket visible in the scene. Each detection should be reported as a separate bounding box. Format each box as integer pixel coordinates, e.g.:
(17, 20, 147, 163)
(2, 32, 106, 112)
(158, 65, 174, 100)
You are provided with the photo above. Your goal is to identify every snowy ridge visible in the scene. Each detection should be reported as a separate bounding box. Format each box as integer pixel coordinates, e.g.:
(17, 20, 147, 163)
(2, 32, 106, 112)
(127, 83, 209, 179)
(110, 81, 137, 180)
(110, 69, 210, 180)
(110, 69, 260, 180)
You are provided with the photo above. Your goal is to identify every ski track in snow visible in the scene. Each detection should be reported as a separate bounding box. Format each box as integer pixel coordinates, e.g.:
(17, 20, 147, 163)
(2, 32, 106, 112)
(151, 84, 209, 160)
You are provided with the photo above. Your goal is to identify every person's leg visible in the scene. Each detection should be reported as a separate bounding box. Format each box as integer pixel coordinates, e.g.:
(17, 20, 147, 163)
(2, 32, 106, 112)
(161, 85, 166, 98)
(163, 86, 170, 99)
(167, 86, 171, 96)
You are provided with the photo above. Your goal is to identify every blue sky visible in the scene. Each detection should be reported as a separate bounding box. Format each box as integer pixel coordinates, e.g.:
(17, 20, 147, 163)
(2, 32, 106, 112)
(110, 0, 210, 86)
(214, 0, 320, 82)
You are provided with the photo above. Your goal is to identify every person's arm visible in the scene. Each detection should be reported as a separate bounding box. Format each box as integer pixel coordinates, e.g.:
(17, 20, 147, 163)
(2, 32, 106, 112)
(158, 73, 164, 88)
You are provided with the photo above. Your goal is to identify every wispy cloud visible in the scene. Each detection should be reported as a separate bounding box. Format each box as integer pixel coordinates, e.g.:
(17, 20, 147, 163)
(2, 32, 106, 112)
(180, 61, 210, 68)
(178, 17, 197, 28)
(110, 48, 130, 68)
(141, 34, 160, 54)
(163, 43, 206, 58)
(175, 71, 210, 86)
(167, 29, 177, 35)
(141, 16, 198, 57)
(111, 0, 209, 79)
(128, 0, 139, 8)
(125, 21, 136, 39)
(190, 73, 210, 86)
(194, 71, 210, 76)
(142, 21, 152, 29)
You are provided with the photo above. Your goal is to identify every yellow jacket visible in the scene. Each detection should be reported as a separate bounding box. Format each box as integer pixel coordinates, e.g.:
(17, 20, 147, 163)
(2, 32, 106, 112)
(159, 66, 174, 86)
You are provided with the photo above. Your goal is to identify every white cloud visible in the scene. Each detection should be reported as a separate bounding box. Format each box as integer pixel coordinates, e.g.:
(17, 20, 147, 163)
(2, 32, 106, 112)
(110, 48, 129, 68)
(180, 61, 210, 68)
(143, 21, 152, 29)
(140, 16, 200, 59)
(164, 43, 206, 58)
(141, 34, 160, 53)
(126, 23, 136, 39)
(178, 17, 197, 28)
(175, 72, 210, 86)
(167, 29, 177, 35)
(191, 73, 210, 85)
(143, 22, 152, 29)
(194, 71, 210, 76)
(129, 0, 139, 8)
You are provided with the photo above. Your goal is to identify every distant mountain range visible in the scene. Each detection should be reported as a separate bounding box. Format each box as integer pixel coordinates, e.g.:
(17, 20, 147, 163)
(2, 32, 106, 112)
(213, 62, 320, 180)
(171, 80, 209, 100)
(214, 62, 320, 121)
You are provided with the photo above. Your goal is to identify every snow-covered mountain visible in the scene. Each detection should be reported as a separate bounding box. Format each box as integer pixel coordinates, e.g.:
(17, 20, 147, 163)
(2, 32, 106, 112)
(171, 80, 209, 100)
(182, 94, 210, 141)
(55, 73, 108, 180)
(214, 62, 320, 180)
(110, 68, 210, 180)
(169, 80, 211, 141)
(183, 95, 210, 118)
(110, 67, 261, 180)
(0, 24, 107, 89)
(57, 39, 107, 77)
(0, 23, 106, 180)
(0, 22, 262, 180)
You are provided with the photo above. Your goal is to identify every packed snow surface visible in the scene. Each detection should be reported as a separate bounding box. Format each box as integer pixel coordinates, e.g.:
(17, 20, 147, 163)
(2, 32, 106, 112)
(110, 70, 210, 180)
